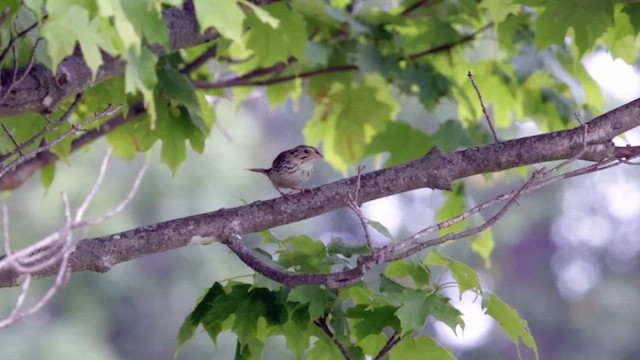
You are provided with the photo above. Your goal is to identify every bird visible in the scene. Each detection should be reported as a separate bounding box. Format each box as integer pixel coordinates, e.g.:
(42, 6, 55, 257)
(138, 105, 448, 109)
(248, 145, 323, 198)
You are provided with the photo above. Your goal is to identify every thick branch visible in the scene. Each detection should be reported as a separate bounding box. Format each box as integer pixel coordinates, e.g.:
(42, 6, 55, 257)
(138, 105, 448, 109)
(1, 97, 639, 287)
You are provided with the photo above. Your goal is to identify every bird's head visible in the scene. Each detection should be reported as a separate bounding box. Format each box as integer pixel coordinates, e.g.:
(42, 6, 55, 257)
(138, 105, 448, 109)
(288, 145, 323, 169)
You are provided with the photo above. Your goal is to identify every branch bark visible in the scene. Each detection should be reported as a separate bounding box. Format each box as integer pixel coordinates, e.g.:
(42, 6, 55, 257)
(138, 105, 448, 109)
(1, 97, 640, 287)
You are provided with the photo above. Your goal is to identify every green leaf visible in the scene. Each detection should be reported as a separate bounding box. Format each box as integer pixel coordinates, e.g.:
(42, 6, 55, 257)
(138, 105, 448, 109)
(120, 0, 168, 48)
(245, 3, 307, 67)
(364, 121, 433, 167)
(98, 0, 141, 53)
(175, 282, 225, 357)
(238, 0, 280, 27)
(125, 48, 158, 125)
(471, 228, 495, 268)
(287, 285, 330, 321)
(327, 237, 370, 257)
(278, 235, 331, 273)
(304, 75, 398, 172)
(281, 313, 311, 358)
(401, 63, 451, 110)
(266, 79, 302, 109)
(378, 274, 407, 294)
(431, 120, 476, 152)
(307, 338, 344, 360)
(157, 67, 200, 113)
(347, 305, 400, 337)
(383, 289, 433, 334)
(356, 334, 388, 356)
(366, 219, 393, 240)
(156, 100, 205, 174)
(194, 0, 245, 45)
(42, 5, 115, 75)
(424, 252, 482, 296)
(535, 0, 616, 54)
(392, 335, 455, 360)
(484, 294, 539, 360)
(435, 183, 468, 234)
(422, 293, 465, 332)
(384, 260, 431, 289)
(481, 0, 521, 23)
(40, 164, 55, 189)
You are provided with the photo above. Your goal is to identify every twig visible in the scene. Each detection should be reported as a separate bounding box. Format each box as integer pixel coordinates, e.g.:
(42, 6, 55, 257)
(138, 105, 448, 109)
(313, 313, 351, 360)
(374, 332, 402, 360)
(347, 165, 376, 252)
(0, 150, 147, 328)
(193, 23, 491, 90)
(2, 124, 23, 155)
(44, 92, 84, 125)
(0, 103, 122, 179)
(75, 148, 112, 222)
(401, 0, 431, 16)
(468, 71, 499, 143)
(0, 37, 42, 106)
(180, 45, 217, 75)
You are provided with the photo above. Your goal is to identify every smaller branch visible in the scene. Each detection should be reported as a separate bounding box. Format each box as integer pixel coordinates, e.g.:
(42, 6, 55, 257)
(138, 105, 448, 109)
(383, 167, 542, 262)
(0, 103, 122, 179)
(347, 165, 376, 252)
(193, 65, 357, 89)
(401, 0, 431, 16)
(0, 150, 147, 328)
(2, 124, 22, 155)
(180, 45, 217, 75)
(574, 112, 583, 125)
(408, 23, 492, 60)
(44, 92, 84, 125)
(193, 23, 492, 90)
(75, 148, 112, 222)
(0, 37, 42, 106)
(313, 313, 351, 360)
(468, 71, 499, 143)
(374, 332, 402, 360)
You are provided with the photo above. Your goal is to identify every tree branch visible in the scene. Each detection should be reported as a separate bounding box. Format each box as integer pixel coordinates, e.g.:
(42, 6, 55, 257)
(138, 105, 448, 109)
(0, 101, 146, 190)
(1, 97, 639, 287)
(192, 23, 491, 90)
(0, 0, 278, 118)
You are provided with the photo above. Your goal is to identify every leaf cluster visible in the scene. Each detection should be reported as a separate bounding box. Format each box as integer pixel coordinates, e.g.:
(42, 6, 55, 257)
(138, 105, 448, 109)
(177, 235, 537, 359)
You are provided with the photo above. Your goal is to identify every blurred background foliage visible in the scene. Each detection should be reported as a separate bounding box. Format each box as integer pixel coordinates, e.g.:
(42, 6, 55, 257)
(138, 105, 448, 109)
(1, 0, 640, 359)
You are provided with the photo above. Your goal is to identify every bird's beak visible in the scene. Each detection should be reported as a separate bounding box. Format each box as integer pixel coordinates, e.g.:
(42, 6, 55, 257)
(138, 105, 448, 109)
(313, 149, 324, 159)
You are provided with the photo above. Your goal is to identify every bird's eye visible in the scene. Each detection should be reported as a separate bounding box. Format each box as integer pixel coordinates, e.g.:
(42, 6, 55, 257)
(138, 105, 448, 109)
(304, 149, 309, 153)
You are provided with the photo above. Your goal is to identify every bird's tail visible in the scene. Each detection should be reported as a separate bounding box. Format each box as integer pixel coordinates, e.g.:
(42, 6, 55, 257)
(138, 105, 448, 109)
(246, 168, 269, 175)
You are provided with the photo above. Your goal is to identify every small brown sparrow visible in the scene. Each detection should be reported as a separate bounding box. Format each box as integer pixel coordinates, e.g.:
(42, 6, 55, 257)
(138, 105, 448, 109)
(248, 145, 323, 198)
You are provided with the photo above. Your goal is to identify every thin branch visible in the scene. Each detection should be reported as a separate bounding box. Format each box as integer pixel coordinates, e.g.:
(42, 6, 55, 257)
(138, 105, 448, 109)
(0, 101, 145, 191)
(193, 64, 357, 89)
(0, 151, 147, 328)
(180, 45, 217, 75)
(314, 313, 352, 360)
(193, 23, 492, 90)
(401, 0, 431, 16)
(374, 332, 402, 360)
(75, 148, 112, 222)
(0, 37, 42, 106)
(44, 92, 84, 125)
(347, 165, 375, 252)
(2, 124, 22, 155)
(468, 71, 499, 143)
(0, 103, 122, 179)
